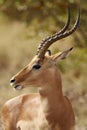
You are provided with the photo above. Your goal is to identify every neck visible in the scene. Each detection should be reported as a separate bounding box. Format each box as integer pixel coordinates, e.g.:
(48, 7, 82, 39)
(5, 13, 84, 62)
(39, 67, 65, 128)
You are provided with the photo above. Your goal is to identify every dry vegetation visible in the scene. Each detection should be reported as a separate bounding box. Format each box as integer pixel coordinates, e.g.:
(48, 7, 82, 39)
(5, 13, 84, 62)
(0, 1, 87, 130)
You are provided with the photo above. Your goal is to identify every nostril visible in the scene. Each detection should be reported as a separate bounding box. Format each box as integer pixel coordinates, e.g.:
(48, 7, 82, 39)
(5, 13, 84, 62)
(10, 78, 15, 83)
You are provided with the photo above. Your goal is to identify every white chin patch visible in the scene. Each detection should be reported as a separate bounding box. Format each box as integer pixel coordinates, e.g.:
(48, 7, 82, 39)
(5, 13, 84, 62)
(13, 85, 22, 91)
(10, 82, 14, 87)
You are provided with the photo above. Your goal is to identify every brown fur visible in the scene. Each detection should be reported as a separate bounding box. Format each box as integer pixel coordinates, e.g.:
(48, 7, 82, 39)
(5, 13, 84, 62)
(2, 50, 75, 130)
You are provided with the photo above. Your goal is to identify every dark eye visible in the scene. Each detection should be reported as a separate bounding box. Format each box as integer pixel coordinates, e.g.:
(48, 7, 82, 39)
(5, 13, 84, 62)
(32, 64, 41, 70)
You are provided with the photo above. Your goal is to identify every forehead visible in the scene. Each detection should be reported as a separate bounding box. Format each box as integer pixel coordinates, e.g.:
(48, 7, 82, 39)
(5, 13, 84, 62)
(29, 55, 51, 66)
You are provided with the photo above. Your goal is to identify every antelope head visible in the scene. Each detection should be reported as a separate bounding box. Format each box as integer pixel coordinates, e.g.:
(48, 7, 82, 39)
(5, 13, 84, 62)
(10, 5, 80, 90)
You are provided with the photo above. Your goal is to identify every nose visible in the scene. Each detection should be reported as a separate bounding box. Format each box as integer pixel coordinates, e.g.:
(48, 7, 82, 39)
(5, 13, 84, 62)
(10, 78, 15, 83)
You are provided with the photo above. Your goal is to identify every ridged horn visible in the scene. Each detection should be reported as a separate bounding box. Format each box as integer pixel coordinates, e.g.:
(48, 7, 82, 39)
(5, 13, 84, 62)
(36, 5, 80, 59)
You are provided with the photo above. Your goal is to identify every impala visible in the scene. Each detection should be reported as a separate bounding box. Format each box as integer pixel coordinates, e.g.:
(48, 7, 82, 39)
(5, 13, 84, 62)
(2, 5, 80, 130)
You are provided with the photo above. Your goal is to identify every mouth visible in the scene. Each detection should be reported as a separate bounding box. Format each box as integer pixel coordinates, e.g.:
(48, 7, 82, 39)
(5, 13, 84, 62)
(13, 85, 23, 90)
(10, 83, 23, 90)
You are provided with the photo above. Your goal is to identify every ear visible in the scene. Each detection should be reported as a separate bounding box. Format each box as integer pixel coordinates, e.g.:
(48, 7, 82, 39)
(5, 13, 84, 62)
(51, 47, 73, 61)
(45, 50, 51, 56)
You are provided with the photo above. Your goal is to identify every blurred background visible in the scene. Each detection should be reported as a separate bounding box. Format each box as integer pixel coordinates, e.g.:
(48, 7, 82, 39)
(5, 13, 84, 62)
(0, 0, 87, 130)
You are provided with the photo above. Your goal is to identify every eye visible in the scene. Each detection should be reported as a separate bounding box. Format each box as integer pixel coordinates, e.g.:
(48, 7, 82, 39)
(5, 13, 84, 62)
(32, 64, 41, 70)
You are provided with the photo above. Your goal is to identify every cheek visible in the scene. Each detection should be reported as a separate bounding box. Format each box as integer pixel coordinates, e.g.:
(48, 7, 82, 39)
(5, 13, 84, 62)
(21, 69, 49, 86)
(22, 73, 38, 85)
